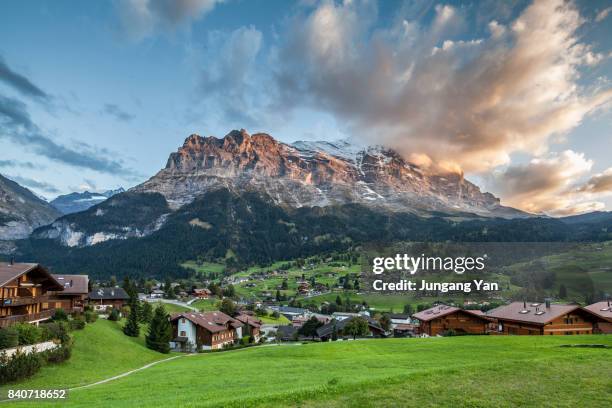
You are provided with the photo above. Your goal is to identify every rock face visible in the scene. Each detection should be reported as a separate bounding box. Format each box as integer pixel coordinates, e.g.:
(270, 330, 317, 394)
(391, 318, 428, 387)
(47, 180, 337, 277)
(51, 188, 125, 214)
(0, 174, 62, 240)
(134, 129, 523, 218)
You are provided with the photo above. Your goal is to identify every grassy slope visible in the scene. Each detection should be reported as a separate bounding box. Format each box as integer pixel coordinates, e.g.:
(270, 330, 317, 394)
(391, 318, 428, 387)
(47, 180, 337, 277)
(258, 314, 291, 324)
(148, 301, 191, 313)
(0, 319, 167, 396)
(21, 335, 612, 408)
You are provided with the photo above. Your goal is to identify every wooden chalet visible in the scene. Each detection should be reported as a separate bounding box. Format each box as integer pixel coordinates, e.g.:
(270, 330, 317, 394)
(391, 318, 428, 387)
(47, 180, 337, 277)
(583, 301, 612, 334)
(486, 301, 602, 335)
(234, 313, 263, 341)
(412, 305, 490, 336)
(0, 262, 64, 328)
(169, 311, 244, 351)
(88, 287, 129, 311)
(48, 274, 89, 312)
(192, 288, 212, 299)
(316, 316, 385, 341)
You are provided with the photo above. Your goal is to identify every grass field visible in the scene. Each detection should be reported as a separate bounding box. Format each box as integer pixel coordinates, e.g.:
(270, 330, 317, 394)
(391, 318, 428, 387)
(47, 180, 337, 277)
(148, 301, 192, 313)
(192, 298, 219, 311)
(13, 333, 612, 407)
(0, 319, 167, 396)
(258, 314, 291, 324)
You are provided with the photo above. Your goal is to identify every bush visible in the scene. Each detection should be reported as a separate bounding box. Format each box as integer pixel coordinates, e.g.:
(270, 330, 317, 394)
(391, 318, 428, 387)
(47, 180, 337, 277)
(84, 311, 98, 323)
(45, 343, 72, 364)
(70, 317, 86, 331)
(240, 335, 250, 345)
(0, 327, 19, 349)
(0, 350, 42, 385)
(14, 323, 42, 346)
(108, 308, 120, 321)
(40, 322, 70, 344)
(53, 309, 68, 322)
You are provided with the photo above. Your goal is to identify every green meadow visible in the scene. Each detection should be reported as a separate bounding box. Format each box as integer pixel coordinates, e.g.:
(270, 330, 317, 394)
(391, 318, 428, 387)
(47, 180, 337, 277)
(6, 320, 611, 407)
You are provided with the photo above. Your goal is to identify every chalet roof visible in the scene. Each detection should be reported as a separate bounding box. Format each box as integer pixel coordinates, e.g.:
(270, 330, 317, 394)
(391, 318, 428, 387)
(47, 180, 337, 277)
(234, 314, 262, 328)
(171, 311, 243, 333)
(276, 325, 297, 339)
(486, 302, 584, 325)
(0, 262, 63, 290)
(412, 305, 489, 322)
(584, 301, 612, 322)
(88, 287, 129, 300)
(389, 314, 411, 320)
(278, 306, 306, 314)
(50, 274, 89, 295)
(317, 316, 382, 338)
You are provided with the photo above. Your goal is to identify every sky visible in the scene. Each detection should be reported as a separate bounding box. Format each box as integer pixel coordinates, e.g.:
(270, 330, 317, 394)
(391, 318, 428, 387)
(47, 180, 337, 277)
(0, 0, 611, 216)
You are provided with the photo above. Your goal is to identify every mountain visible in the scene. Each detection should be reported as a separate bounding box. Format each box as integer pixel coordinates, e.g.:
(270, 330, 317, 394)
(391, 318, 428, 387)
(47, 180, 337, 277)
(51, 188, 125, 214)
(0, 174, 62, 240)
(133, 129, 524, 218)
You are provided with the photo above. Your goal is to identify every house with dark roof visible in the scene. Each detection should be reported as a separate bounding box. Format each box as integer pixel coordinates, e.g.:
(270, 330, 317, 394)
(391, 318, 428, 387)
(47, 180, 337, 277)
(486, 301, 603, 335)
(412, 305, 490, 336)
(0, 261, 64, 327)
(234, 313, 263, 341)
(88, 287, 129, 311)
(48, 274, 89, 312)
(170, 311, 244, 351)
(317, 316, 385, 341)
(584, 301, 612, 334)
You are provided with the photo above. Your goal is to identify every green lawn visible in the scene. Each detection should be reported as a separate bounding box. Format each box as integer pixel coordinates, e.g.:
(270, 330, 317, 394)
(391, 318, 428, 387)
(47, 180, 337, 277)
(192, 298, 219, 311)
(0, 319, 167, 396)
(18, 334, 612, 407)
(181, 261, 225, 276)
(148, 301, 191, 313)
(258, 314, 291, 324)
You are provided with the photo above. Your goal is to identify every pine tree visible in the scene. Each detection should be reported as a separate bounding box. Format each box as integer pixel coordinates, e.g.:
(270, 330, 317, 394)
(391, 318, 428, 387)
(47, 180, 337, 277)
(146, 305, 172, 353)
(140, 301, 153, 323)
(558, 284, 567, 299)
(123, 290, 140, 337)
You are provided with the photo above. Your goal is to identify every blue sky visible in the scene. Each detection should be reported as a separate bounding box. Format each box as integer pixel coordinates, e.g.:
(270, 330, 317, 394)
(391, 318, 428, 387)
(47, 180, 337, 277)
(0, 0, 611, 216)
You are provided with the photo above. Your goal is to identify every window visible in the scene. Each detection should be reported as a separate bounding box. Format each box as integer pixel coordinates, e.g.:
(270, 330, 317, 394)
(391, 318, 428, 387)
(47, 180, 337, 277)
(181, 318, 186, 324)
(180, 331, 186, 337)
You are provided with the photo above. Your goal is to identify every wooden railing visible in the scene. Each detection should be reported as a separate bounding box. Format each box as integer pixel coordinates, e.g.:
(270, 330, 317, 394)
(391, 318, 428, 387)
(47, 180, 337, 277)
(0, 310, 55, 328)
(1, 295, 49, 307)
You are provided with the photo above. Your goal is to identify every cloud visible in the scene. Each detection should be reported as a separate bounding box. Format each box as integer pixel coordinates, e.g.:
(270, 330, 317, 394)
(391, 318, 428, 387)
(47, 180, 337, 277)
(116, 0, 224, 41)
(595, 7, 612, 22)
(102, 103, 135, 122)
(0, 160, 37, 169)
(0, 55, 50, 102)
(485, 150, 612, 215)
(6, 175, 60, 194)
(0, 95, 141, 179)
(272, 0, 612, 173)
(196, 25, 263, 124)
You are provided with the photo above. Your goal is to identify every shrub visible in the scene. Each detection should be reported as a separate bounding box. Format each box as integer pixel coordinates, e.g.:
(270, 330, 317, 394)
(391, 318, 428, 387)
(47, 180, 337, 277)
(108, 308, 120, 321)
(53, 309, 68, 322)
(14, 323, 42, 346)
(240, 335, 250, 345)
(0, 350, 43, 385)
(40, 322, 70, 344)
(84, 311, 97, 323)
(70, 317, 86, 331)
(0, 327, 19, 349)
(45, 343, 72, 364)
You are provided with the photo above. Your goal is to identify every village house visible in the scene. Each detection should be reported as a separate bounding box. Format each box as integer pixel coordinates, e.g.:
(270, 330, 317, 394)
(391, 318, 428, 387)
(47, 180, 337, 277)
(192, 288, 212, 299)
(292, 313, 332, 328)
(48, 274, 89, 312)
(234, 313, 263, 341)
(317, 316, 385, 341)
(169, 311, 243, 351)
(0, 262, 64, 327)
(486, 301, 602, 335)
(332, 311, 370, 321)
(581, 301, 612, 334)
(412, 305, 490, 336)
(88, 287, 129, 311)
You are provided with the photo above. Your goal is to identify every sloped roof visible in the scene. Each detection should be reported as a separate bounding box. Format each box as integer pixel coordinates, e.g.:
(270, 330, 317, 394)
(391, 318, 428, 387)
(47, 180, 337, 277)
(171, 311, 243, 333)
(0, 262, 63, 290)
(51, 274, 89, 295)
(486, 302, 582, 325)
(317, 316, 382, 338)
(412, 305, 489, 322)
(88, 287, 129, 300)
(584, 301, 612, 322)
(235, 314, 262, 328)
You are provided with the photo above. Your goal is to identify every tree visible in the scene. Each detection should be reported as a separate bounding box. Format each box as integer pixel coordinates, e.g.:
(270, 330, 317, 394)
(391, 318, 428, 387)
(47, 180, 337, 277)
(140, 301, 153, 323)
(558, 284, 567, 299)
(220, 298, 236, 316)
(146, 305, 172, 353)
(281, 279, 288, 290)
(378, 314, 391, 332)
(403, 304, 413, 315)
(275, 290, 281, 302)
(298, 316, 323, 340)
(344, 317, 369, 340)
(223, 284, 236, 298)
(335, 295, 343, 306)
(353, 279, 360, 291)
(123, 290, 140, 337)
(164, 277, 176, 299)
(331, 323, 338, 341)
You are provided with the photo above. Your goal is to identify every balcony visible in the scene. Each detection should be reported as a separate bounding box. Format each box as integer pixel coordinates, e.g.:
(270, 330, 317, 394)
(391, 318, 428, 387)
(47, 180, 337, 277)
(1, 295, 49, 307)
(0, 309, 55, 328)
